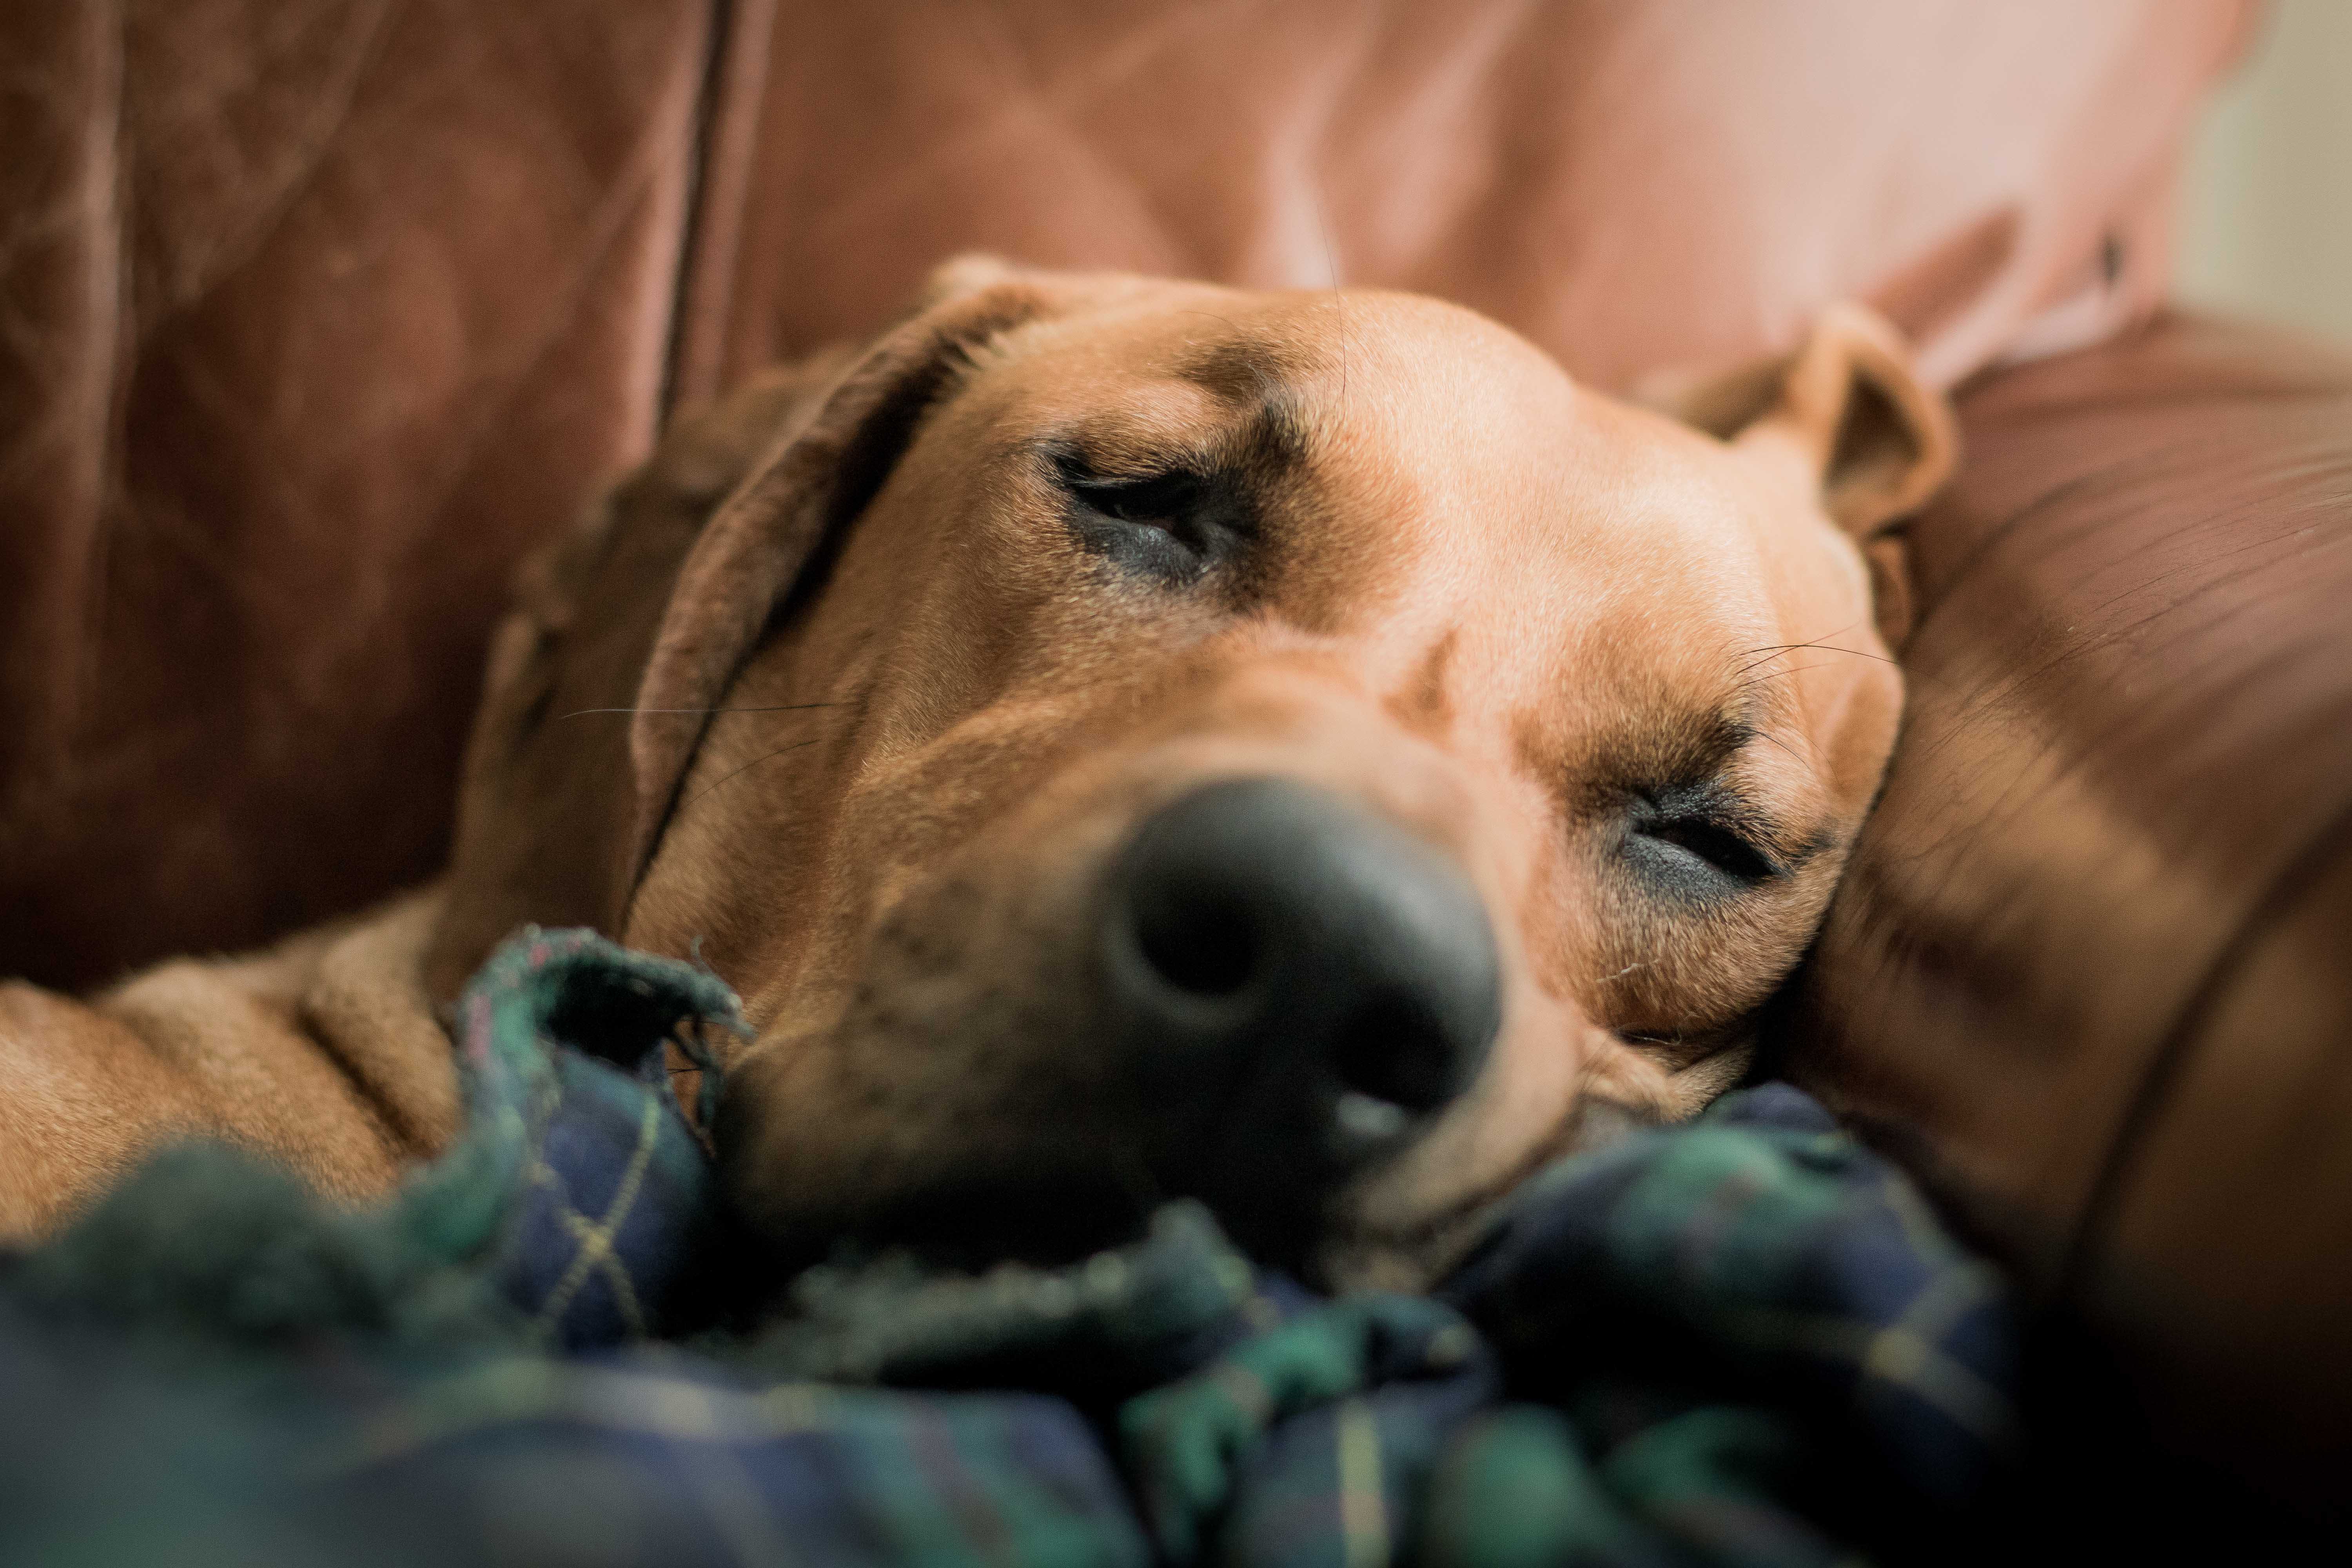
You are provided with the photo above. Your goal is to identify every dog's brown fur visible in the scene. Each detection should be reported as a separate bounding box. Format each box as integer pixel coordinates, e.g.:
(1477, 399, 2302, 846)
(0, 260, 1953, 1283)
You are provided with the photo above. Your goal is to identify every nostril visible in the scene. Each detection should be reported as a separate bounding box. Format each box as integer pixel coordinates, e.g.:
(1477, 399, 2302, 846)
(1105, 776, 1502, 1222)
(1133, 878, 1260, 997)
(1330, 989, 1460, 1114)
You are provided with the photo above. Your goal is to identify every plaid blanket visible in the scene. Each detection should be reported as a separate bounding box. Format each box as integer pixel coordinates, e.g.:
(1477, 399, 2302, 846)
(0, 930, 2016, 1566)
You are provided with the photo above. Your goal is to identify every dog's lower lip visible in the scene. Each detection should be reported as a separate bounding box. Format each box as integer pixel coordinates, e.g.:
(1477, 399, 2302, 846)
(1327, 1088, 1414, 1157)
(1329, 1098, 1610, 1269)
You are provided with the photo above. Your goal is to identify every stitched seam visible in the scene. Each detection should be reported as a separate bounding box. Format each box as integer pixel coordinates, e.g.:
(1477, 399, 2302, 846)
(655, 0, 736, 423)
(665, 0, 778, 408)
(2057, 780, 2352, 1301)
(67, 0, 130, 783)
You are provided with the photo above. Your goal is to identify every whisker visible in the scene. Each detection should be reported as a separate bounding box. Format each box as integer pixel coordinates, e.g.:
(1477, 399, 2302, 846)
(1729, 635, 1950, 697)
(1733, 662, 1850, 690)
(557, 702, 851, 720)
(680, 738, 824, 808)
(1730, 635, 1900, 675)
(1178, 309, 1243, 334)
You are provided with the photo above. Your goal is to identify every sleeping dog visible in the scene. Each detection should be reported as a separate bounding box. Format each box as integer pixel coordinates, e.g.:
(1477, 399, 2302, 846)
(0, 258, 1953, 1289)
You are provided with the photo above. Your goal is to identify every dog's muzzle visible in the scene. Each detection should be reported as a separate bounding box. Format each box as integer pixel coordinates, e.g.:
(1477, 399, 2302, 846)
(1101, 777, 1503, 1262)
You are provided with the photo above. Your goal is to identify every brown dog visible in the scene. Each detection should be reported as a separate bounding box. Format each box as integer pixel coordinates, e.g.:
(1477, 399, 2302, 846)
(0, 259, 1953, 1287)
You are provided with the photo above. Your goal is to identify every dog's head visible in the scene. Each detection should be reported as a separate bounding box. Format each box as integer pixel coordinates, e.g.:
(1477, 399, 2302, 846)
(428, 259, 1953, 1287)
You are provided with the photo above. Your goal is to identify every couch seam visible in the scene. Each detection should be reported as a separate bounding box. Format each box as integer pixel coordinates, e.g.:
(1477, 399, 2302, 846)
(2056, 771, 2352, 1305)
(662, 0, 777, 413)
(80, 0, 130, 784)
(656, 0, 737, 423)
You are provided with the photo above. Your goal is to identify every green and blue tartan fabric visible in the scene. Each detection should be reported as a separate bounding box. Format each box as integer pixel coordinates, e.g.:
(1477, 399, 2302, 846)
(425, 926, 742, 1348)
(0, 929, 2018, 1566)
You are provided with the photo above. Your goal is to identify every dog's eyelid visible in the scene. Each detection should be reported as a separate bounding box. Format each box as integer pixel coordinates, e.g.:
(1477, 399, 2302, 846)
(1658, 817, 1785, 881)
(1076, 468, 1202, 501)
(1624, 783, 1795, 882)
(1043, 444, 1183, 494)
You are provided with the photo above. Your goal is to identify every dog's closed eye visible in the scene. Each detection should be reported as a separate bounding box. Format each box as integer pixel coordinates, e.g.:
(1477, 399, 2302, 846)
(1622, 789, 1787, 895)
(1058, 457, 1250, 585)
(1075, 469, 1200, 526)
(1632, 815, 1780, 885)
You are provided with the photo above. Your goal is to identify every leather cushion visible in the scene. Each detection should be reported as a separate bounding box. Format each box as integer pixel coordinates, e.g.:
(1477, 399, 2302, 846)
(0, 0, 710, 989)
(1791, 312, 2352, 1504)
(673, 0, 2251, 401)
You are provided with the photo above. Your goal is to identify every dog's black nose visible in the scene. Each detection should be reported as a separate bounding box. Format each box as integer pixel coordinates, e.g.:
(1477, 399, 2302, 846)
(1102, 778, 1502, 1244)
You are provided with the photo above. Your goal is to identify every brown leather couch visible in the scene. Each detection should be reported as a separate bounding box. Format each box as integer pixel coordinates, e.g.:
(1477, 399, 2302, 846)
(6, 0, 2343, 1531)
(1792, 312, 2352, 1522)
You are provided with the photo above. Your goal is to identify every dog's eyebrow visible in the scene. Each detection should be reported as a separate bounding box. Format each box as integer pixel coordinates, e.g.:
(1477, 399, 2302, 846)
(1612, 707, 1833, 848)
(1174, 336, 1303, 401)
(1675, 710, 1842, 870)
(1174, 338, 1316, 475)
(1638, 708, 1759, 786)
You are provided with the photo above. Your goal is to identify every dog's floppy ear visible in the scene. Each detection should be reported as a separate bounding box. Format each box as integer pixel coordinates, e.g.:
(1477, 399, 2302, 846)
(421, 359, 845, 1002)
(424, 257, 1067, 999)
(621, 259, 1074, 894)
(1644, 304, 1956, 646)
(1659, 303, 1957, 537)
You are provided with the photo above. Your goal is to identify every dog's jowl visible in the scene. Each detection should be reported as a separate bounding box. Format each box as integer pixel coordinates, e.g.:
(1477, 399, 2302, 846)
(2, 259, 1955, 1288)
